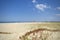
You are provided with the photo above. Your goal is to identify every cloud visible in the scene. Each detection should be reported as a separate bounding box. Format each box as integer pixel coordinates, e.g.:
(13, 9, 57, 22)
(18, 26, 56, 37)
(32, 0, 36, 3)
(35, 4, 50, 11)
(55, 14, 60, 16)
(56, 7, 60, 10)
(32, 0, 51, 11)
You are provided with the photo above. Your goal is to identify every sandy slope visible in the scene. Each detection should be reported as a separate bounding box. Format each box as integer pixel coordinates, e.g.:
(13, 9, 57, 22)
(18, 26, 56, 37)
(0, 22, 60, 40)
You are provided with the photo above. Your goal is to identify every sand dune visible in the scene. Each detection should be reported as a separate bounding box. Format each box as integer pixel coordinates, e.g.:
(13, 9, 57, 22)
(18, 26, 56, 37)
(0, 22, 60, 40)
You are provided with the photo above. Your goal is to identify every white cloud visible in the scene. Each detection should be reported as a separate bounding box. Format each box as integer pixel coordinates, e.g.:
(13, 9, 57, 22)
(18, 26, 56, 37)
(32, 0, 51, 11)
(32, 0, 36, 3)
(35, 4, 50, 11)
(56, 7, 60, 10)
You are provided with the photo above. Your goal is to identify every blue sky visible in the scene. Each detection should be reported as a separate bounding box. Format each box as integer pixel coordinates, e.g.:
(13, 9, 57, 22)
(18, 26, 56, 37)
(0, 0, 60, 22)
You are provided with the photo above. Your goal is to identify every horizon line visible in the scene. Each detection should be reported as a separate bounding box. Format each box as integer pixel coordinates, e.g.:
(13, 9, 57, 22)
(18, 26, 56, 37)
(0, 21, 60, 23)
